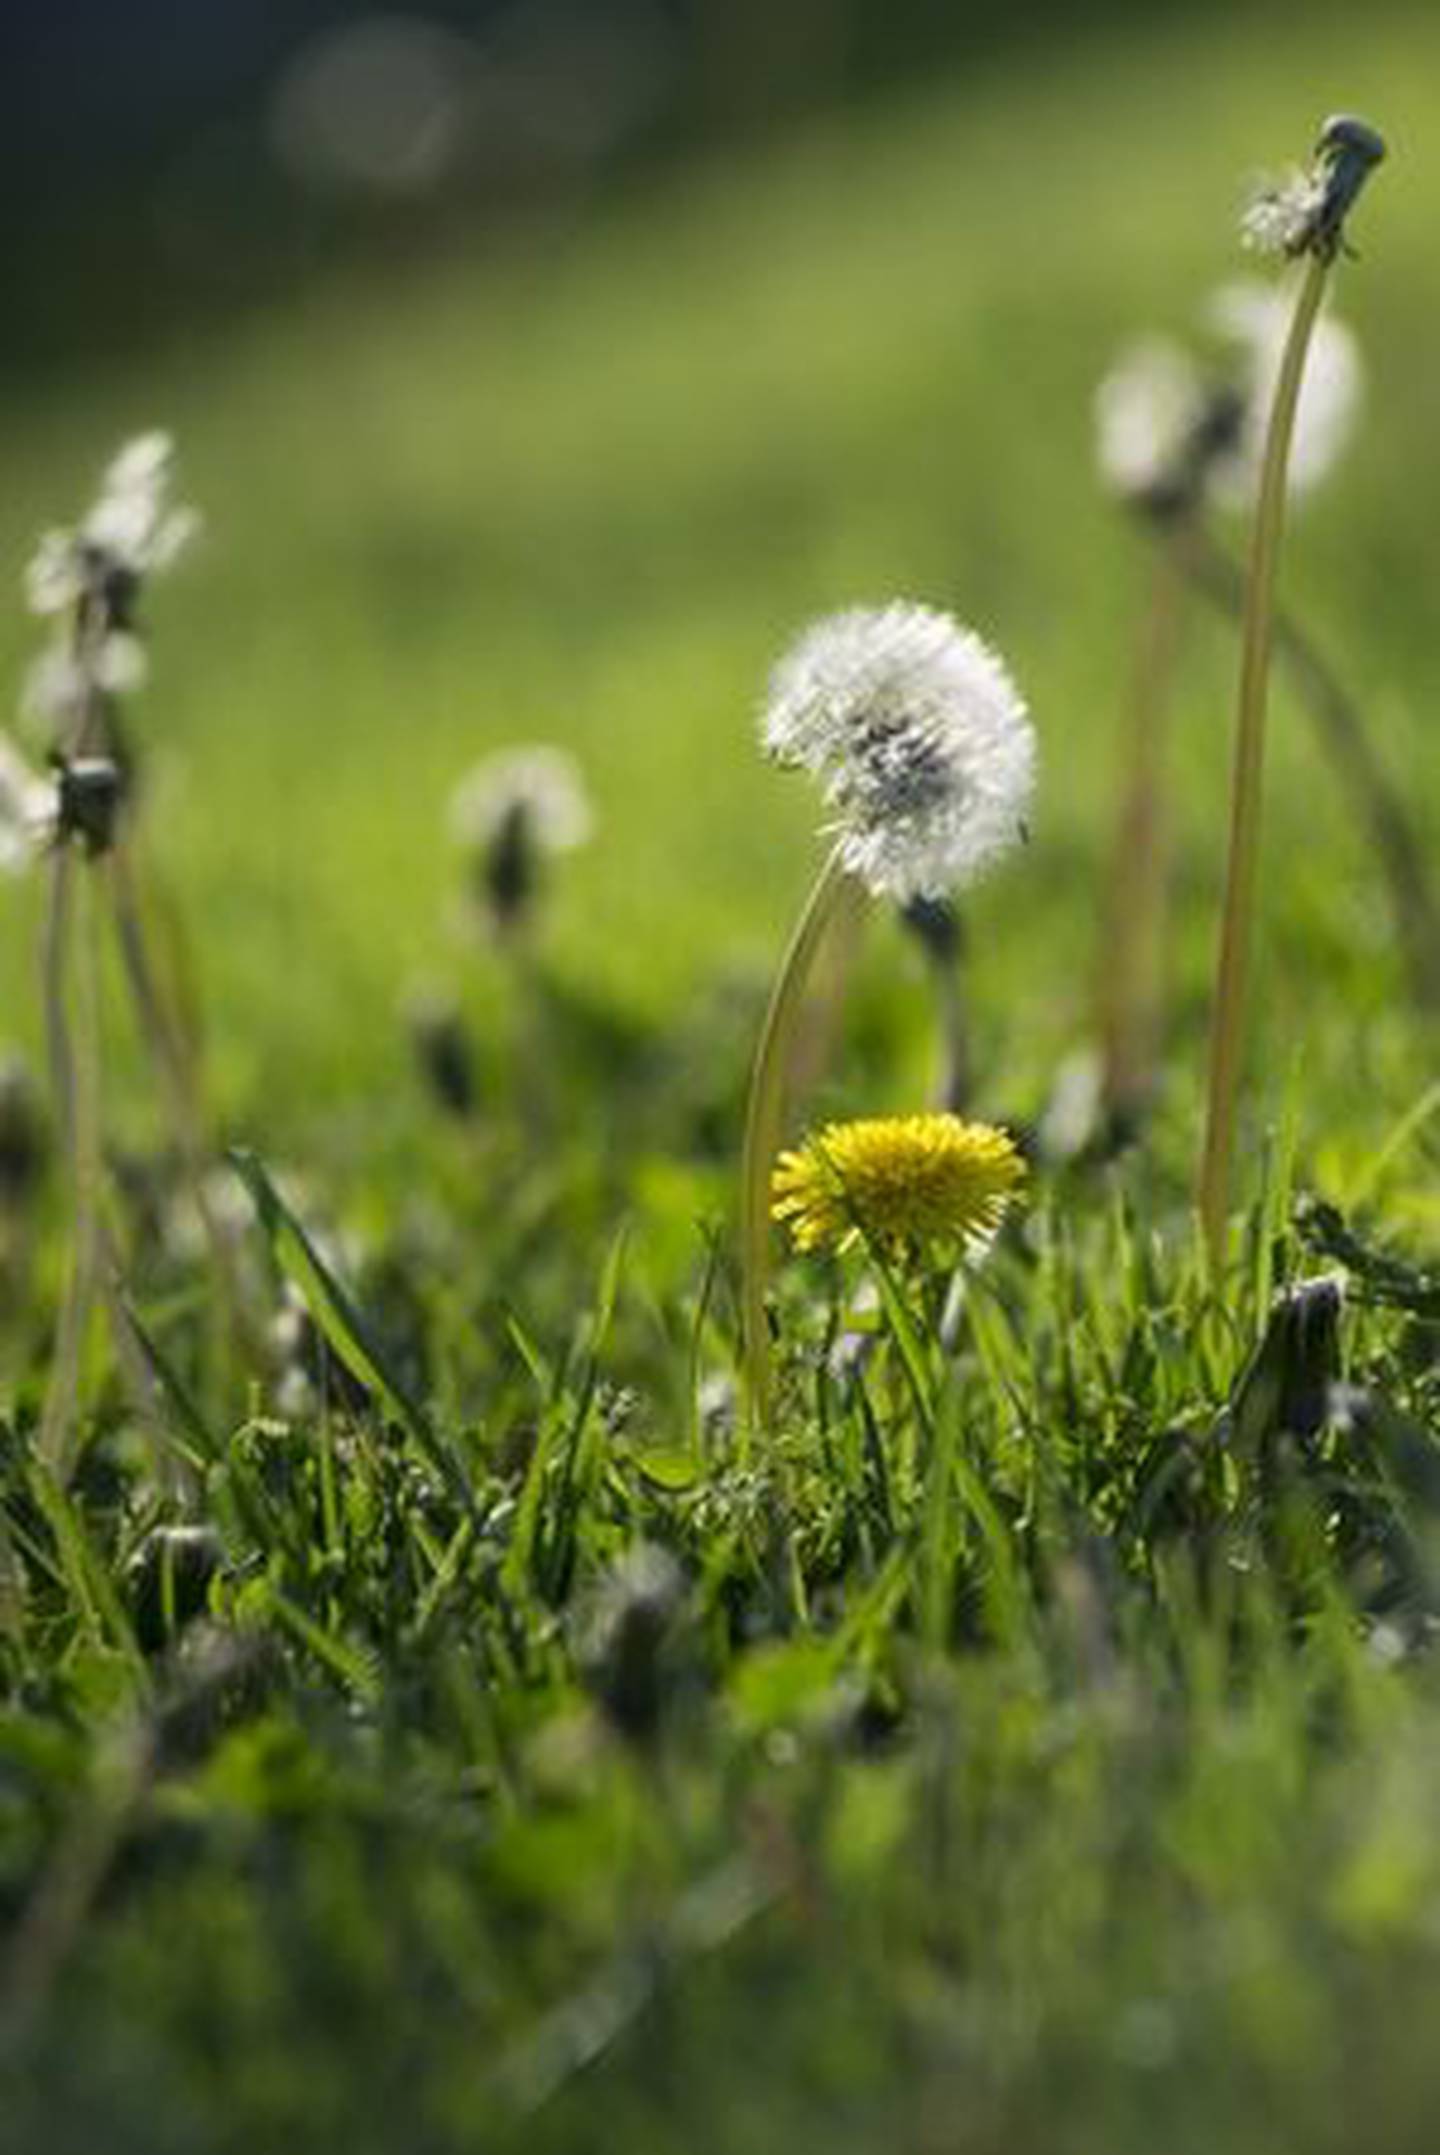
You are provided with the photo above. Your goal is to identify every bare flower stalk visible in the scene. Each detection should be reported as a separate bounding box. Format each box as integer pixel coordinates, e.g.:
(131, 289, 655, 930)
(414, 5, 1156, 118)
(1098, 532, 1188, 1129)
(1198, 252, 1329, 1261)
(106, 837, 246, 1359)
(740, 846, 859, 1437)
(37, 852, 104, 1476)
(1199, 112, 1385, 1260)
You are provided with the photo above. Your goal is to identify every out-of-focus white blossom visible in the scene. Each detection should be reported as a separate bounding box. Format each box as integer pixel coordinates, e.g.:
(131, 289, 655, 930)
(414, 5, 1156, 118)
(761, 603, 1035, 904)
(449, 746, 593, 856)
(0, 737, 57, 874)
(24, 430, 199, 620)
(1208, 281, 1362, 503)
(19, 432, 197, 762)
(1094, 338, 1214, 510)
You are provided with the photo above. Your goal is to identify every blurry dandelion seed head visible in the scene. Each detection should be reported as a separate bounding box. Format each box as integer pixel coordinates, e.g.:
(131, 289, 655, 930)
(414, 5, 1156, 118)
(25, 432, 199, 622)
(449, 746, 593, 858)
(1208, 281, 1362, 501)
(1094, 339, 1246, 516)
(0, 737, 58, 874)
(762, 604, 1034, 903)
(772, 1112, 1025, 1261)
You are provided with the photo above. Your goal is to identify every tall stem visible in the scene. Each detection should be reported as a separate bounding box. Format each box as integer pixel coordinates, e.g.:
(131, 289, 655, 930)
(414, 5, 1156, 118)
(1198, 254, 1329, 1264)
(37, 852, 104, 1477)
(106, 837, 243, 1364)
(740, 847, 860, 1438)
(1098, 530, 1187, 1128)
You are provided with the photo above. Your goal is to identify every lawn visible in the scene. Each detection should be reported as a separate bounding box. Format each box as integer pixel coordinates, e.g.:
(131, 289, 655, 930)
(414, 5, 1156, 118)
(4, 3, 1440, 2149)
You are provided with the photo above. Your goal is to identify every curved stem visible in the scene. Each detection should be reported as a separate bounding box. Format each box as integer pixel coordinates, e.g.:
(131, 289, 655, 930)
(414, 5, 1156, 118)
(1198, 254, 1329, 1266)
(740, 847, 860, 1440)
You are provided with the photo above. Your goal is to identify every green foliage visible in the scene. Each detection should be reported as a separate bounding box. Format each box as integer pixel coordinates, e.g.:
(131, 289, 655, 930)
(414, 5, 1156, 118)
(3, 4, 1440, 2150)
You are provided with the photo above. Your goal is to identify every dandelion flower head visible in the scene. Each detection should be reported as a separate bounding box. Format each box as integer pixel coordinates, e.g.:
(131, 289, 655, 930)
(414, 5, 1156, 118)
(1208, 281, 1362, 501)
(449, 745, 593, 857)
(762, 604, 1034, 903)
(25, 431, 199, 620)
(1094, 338, 1230, 512)
(772, 1111, 1025, 1260)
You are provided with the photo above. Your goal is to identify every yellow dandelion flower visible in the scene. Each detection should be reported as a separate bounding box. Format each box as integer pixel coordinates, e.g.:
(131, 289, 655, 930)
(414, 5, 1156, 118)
(771, 1112, 1024, 1261)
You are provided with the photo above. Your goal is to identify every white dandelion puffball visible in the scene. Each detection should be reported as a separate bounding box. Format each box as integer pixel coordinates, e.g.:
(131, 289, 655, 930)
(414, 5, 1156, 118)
(24, 429, 199, 617)
(1208, 281, 1362, 503)
(449, 745, 593, 855)
(762, 603, 1035, 903)
(1094, 338, 1210, 507)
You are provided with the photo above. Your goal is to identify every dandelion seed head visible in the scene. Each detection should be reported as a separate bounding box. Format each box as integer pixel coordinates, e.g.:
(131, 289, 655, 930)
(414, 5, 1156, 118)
(449, 745, 593, 857)
(761, 604, 1034, 903)
(772, 1111, 1025, 1261)
(1094, 338, 1213, 510)
(1208, 280, 1362, 500)
(23, 430, 199, 623)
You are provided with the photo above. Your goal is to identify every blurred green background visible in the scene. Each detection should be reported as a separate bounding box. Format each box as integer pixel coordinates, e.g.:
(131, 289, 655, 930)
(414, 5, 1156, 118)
(2, 0, 1437, 1166)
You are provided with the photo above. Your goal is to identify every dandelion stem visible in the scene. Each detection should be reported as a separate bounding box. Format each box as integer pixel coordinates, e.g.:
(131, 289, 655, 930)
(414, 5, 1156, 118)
(740, 846, 860, 1438)
(1198, 252, 1330, 1263)
(1098, 530, 1187, 1129)
(37, 851, 104, 1478)
(106, 836, 244, 1366)
(1180, 520, 1440, 1013)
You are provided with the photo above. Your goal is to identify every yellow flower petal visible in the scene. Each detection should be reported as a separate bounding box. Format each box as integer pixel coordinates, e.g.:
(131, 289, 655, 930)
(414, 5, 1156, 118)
(772, 1112, 1025, 1260)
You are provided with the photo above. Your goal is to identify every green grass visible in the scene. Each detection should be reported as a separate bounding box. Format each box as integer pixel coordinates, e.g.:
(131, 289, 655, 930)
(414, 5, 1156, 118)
(6, 4, 1440, 2150)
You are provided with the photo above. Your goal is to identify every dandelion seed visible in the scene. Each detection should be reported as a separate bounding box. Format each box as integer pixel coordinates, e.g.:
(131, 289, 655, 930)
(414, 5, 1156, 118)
(772, 1111, 1024, 1261)
(1209, 282, 1362, 501)
(1241, 167, 1328, 258)
(762, 604, 1034, 903)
